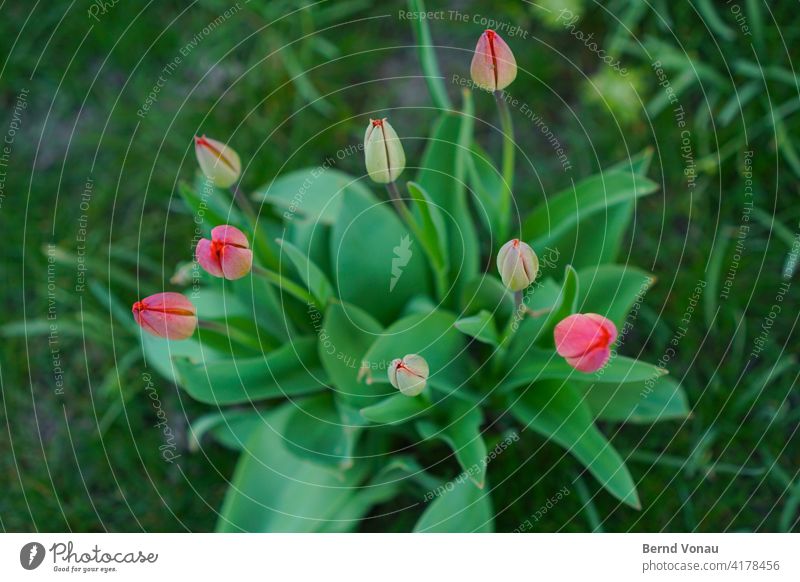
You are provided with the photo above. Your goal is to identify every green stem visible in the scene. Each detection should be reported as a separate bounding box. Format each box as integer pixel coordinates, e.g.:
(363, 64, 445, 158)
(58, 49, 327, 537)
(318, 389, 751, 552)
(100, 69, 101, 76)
(252, 264, 317, 308)
(386, 181, 409, 217)
(231, 184, 278, 270)
(494, 90, 515, 239)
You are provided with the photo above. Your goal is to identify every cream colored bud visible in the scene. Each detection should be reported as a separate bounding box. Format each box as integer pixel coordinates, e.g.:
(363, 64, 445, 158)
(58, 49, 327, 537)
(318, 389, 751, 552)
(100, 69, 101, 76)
(194, 135, 241, 188)
(497, 239, 538, 291)
(364, 118, 406, 184)
(388, 354, 429, 397)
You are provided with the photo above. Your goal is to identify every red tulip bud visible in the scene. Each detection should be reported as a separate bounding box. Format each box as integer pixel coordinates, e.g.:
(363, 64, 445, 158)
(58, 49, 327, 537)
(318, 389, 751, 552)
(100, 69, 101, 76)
(554, 313, 617, 373)
(196, 225, 253, 280)
(470, 29, 517, 92)
(132, 292, 197, 340)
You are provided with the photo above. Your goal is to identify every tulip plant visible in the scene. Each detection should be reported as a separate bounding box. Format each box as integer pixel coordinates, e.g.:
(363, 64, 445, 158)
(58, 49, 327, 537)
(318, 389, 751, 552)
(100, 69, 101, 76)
(131, 16, 689, 532)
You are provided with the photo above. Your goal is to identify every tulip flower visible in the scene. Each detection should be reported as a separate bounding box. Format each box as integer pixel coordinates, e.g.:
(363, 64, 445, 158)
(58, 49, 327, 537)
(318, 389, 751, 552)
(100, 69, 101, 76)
(132, 292, 197, 340)
(196, 225, 253, 280)
(470, 29, 517, 92)
(554, 313, 617, 373)
(194, 135, 241, 188)
(364, 118, 406, 184)
(388, 354, 429, 397)
(497, 239, 538, 292)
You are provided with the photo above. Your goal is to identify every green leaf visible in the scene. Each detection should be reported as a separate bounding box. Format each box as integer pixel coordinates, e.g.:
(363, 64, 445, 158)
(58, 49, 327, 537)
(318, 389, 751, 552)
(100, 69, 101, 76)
(407, 0, 452, 111)
(576, 265, 655, 328)
(509, 380, 640, 508)
(416, 401, 488, 488)
(217, 403, 370, 532)
(231, 272, 292, 342)
(416, 113, 479, 302)
(466, 144, 503, 236)
(318, 302, 386, 409)
(570, 148, 655, 268)
(576, 374, 690, 424)
(360, 393, 429, 425)
(277, 238, 334, 308)
(330, 187, 430, 323)
(459, 274, 514, 322)
(500, 351, 667, 393)
(414, 476, 494, 532)
(507, 265, 579, 354)
(173, 337, 327, 405)
(254, 168, 371, 225)
(454, 310, 499, 346)
(406, 181, 449, 274)
(189, 409, 265, 451)
(522, 171, 658, 248)
(284, 393, 359, 469)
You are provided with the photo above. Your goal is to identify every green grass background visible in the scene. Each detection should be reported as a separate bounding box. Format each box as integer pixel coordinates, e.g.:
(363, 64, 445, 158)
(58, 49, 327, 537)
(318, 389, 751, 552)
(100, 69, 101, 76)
(1, 0, 798, 531)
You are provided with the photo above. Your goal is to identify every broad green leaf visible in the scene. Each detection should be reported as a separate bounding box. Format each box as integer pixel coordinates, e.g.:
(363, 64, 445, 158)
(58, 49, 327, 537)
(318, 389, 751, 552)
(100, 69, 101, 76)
(318, 302, 386, 408)
(362, 310, 470, 390)
(531, 265, 579, 350)
(189, 409, 265, 451)
(217, 404, 369, 532)
(360, 393, 429, 425)
(570, 148, 654, 268)
(173, 337, 327, 405)
(413, 476, 494, 532)
(576, 374, 690, 424)
(231, 273, 292, 342)
(277, 238, 334, 308)
(416, 401, 488, 488)
(416, 112, 479, 303)
(460, 274, 514, 322)
(454, 310, 499, 346)
(576, 265, 655, 328)
(330, 187, 430, 323)
(509, 380, 640, 508)
(522, 171, 658, 248)
(500, 351, 667, 393)
(254, 168, 371, 225)
(287, 217, 332, 277)
(285, 392, 359, 469)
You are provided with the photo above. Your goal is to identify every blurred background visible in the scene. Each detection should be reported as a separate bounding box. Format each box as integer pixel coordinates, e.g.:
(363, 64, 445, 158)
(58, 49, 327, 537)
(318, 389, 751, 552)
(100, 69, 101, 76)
(1, 0, 798, 531)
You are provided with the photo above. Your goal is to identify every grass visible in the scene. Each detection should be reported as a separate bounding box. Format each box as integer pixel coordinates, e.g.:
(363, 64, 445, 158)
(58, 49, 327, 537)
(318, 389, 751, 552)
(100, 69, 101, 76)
(1, 0, 798, 531)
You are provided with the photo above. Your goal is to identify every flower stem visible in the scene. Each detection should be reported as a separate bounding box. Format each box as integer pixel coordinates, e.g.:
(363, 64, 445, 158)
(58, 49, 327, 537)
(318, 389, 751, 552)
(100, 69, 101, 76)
(231, 184, 278, 269)
(231, 183, 257, 219)
(494, 90, 515, 239)
(386, 180, 408, 216)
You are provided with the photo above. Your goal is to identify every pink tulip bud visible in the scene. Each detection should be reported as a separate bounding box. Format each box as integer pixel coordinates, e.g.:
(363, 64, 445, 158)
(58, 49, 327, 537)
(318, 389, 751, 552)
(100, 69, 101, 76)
(194, 135, 241, 188)
(195, 225, 253, 280)
(132, 292, 197, 340)
(497, 239, 539, 292)
(388, 354, 429, 397)
(554, 313, 617, 373)
(470, 29, 517, 92)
